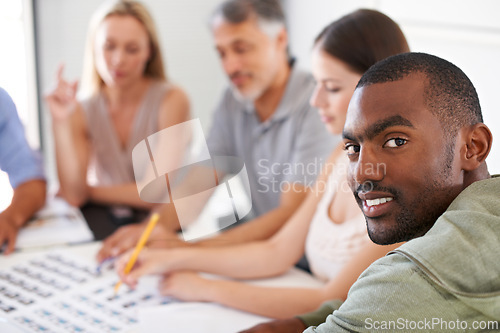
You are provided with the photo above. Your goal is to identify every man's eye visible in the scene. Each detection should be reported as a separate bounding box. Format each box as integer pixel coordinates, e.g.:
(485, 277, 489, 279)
(384, 138, 407, 148)
(234, 47, 249, 54)
(325, 86, 340, 93)
(344, 144, 360, 155)
(216, 50, 225, 58)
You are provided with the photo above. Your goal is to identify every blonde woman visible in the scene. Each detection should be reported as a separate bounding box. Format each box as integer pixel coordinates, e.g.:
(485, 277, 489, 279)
(46, 0, 190, 234)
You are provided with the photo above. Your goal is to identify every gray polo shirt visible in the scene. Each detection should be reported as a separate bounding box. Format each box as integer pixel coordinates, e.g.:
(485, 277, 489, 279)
(206, 65, 338, 217)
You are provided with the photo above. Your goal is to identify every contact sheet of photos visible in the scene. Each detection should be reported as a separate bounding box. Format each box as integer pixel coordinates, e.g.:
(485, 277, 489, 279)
(0, 251, 176, 333)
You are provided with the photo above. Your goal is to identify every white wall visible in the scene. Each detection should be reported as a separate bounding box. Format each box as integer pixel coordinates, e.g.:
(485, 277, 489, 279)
(36, 0, 500, 184)
(36, 0, 227, 183)
(283, 0, 500, 174)
(0, 0, 39, 148)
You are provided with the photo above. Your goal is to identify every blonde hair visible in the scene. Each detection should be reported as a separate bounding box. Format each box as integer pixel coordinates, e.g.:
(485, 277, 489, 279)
(80, 0, 166, 98)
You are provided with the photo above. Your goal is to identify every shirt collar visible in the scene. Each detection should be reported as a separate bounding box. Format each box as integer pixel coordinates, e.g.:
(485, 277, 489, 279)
(242, 59, 300, 124)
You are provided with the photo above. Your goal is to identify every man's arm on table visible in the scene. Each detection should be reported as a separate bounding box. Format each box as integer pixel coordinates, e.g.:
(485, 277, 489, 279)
(97, 181, 308, 262)
(0, 179, 46, 254)
(0, 87, 46, 254)
(195, 183, 308, 246)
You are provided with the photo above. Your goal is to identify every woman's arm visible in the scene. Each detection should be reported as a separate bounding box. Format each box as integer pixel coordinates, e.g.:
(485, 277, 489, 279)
(320, 240, 402, 301)
(46, 65, 90, 207)
(117, 182, 320, 284)
(151, 85, 191, 184)
(119, 236, 297, 287)
(87, 184, 155, 210)
(160, 241, 402, 319)
(86, 85, 191, 209)
(117, 149, 340, 285)
(157, 85, 191, 131)
(53, 105, 90, 207)
(161, 271, 328, 319)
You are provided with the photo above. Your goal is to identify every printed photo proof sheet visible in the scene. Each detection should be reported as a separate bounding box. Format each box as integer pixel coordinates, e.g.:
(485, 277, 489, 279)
(0, 250, 176, 333)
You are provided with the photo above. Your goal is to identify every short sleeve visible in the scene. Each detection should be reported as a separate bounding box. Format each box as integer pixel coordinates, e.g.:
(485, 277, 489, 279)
(0, 87, 45, 188)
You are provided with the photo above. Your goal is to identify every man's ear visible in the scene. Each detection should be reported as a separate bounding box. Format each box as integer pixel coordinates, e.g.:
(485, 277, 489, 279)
(276, 27, 288, 52)
(461, 123, 492, 171)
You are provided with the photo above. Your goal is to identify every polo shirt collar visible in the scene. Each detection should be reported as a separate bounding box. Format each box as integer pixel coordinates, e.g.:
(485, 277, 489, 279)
(243, 59, 300, 125)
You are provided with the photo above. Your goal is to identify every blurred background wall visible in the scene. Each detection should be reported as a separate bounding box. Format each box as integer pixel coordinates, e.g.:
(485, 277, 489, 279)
(1, 0, 499, 195)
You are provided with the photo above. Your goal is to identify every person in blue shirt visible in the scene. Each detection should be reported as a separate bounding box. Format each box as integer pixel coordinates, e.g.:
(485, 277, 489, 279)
(0, 87, 46, 254)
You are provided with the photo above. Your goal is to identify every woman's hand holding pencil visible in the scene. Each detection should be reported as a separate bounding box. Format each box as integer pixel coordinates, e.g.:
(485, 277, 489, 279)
(114, 213, 162, 293)
(115, 213, 182, 290)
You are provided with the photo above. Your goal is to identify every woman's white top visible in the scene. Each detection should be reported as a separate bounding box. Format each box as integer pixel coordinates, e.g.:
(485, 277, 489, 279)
(305, 153, 369, 282)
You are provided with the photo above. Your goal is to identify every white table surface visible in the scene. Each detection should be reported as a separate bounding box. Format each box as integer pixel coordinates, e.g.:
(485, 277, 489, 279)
(2, 241, 323, 333)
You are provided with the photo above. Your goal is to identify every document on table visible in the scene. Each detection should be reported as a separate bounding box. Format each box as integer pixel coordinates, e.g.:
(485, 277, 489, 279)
(15, 198, 94, 250)
(138, 268, 325, 333)
(0, 249, 176, 333)
(139, 302, 270, 333)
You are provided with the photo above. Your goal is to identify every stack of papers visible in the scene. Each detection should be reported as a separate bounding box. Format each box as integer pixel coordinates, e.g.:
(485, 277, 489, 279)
(15, 198, 93, 250)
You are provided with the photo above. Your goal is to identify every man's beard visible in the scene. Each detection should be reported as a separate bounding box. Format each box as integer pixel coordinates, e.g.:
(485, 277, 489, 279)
(357, 166, 457, 245)
(364, 184, 450, 245)
(230, 83, 264, 103)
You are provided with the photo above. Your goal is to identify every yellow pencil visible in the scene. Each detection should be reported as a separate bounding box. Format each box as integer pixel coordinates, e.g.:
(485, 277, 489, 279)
(114, 213, 160, 295)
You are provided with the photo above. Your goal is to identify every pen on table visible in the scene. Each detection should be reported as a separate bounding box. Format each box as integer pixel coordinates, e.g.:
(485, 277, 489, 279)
(113, 213, 159, 295)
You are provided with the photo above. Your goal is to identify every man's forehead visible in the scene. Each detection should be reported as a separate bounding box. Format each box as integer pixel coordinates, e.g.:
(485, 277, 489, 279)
(213, 16, 264, 39)
(344, 77, 428, 139)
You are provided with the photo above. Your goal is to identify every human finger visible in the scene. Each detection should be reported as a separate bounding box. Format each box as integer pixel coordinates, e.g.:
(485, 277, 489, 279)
(56, 63, 65, 81)
(3, 227, 18, 255)
(97, 225, 139, 262)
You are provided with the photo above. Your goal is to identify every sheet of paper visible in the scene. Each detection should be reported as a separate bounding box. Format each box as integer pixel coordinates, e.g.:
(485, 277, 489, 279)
(137, 268, 325, 332)
(139, 302, 271, 333)
(0, 250, 176, 333)
(15, 198, 94, 250)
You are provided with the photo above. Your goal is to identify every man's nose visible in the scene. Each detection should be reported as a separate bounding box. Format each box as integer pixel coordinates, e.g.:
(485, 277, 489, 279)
(223, 53, 242, 76)
(353, 147, 385, 186)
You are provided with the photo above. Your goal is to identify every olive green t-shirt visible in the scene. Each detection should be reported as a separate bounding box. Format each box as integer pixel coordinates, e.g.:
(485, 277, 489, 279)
(301, 176, 500, 332)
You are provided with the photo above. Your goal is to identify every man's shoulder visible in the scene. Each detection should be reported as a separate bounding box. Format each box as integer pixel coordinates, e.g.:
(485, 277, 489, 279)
(356, 251, 420, 283)
(313, 178, 500, 332)
(396, 176, 500, 296)
(78, 91, 103, 116)
(327, 253, 458, 328)
(276, 67, 319, 123)
(447, 175, 500, 214)
(289, 66, 315, 86)
(344, 253, 433, 305)
(285, 66, 315, 102)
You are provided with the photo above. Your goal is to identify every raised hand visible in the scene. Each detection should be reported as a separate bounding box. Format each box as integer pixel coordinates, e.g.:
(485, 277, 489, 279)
(45, 64, 79, 122)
